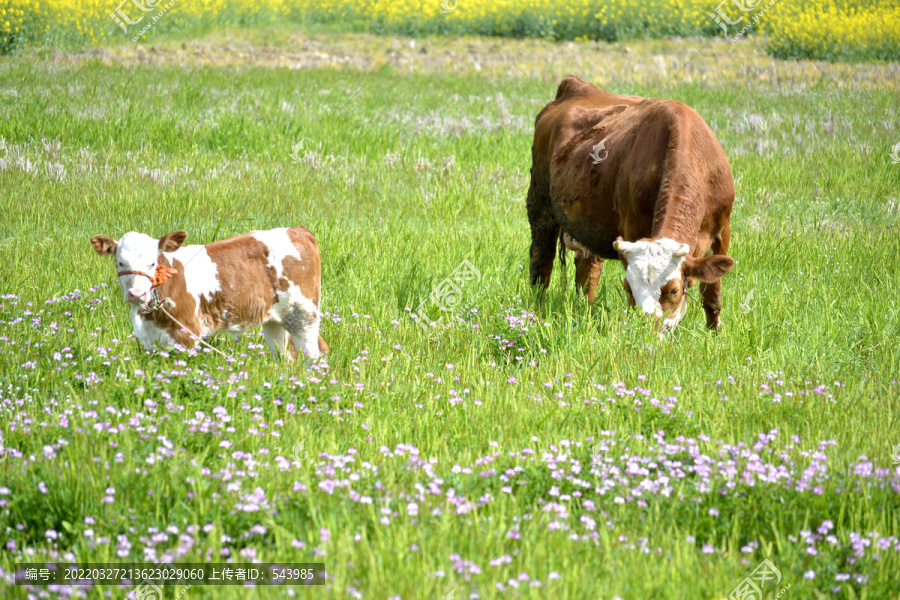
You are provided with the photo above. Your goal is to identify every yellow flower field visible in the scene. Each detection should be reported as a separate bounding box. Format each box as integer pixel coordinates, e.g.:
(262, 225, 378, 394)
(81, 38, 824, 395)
(760, 0, 900, 61)
(2, 0, 898, 61)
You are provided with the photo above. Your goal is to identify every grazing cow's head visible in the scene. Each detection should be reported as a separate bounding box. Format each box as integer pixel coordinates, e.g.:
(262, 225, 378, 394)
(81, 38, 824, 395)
(613, 237, 734, 333)
(90, 231, 187, 306)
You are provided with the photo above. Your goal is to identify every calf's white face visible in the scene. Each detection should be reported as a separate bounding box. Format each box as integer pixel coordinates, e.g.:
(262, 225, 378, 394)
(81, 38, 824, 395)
(90, 231, 187, 306)
(614, 237, 734, 333)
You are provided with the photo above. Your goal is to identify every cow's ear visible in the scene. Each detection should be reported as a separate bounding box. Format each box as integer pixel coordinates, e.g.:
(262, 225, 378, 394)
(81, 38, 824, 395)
(90, 235, 118, 256)
(158, 231, 187, 252)
(683, 254, 735, 283)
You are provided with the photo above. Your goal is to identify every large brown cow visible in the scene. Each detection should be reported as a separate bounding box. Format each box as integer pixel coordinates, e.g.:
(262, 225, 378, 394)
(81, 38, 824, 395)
(527, 76, 735, 333)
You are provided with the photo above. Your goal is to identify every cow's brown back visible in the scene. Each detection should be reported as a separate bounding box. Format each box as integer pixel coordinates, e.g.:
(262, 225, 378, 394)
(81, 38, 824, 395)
(528, 75, 733, 260)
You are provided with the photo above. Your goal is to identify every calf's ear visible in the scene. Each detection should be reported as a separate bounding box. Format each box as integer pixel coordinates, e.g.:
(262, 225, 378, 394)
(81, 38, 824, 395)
(613, 236, 630, 264)
(683, 254, 735, 283)
(158, 231, 188, 252)
(90, 235, 118, 256)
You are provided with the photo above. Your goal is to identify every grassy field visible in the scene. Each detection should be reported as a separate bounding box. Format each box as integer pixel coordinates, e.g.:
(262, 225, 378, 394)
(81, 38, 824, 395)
(1, 25, 900, 599)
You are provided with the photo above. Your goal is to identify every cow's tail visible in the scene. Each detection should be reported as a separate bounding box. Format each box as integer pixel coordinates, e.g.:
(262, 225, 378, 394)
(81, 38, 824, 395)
(557, 231, 567, 269)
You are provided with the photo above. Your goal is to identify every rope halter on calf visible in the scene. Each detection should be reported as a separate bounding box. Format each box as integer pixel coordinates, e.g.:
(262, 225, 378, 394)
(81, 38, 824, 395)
(118, 264, 178, 313)
(117, 264, 178, 288)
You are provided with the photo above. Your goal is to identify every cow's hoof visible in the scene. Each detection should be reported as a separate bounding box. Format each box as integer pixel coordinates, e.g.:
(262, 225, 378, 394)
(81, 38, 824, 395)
(706, 317, 723, 331)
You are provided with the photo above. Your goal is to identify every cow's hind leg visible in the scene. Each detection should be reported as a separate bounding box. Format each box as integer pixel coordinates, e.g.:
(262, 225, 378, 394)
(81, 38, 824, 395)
(529, 226, 559, 292)
(700, 224, 731, 330)
(262, 321, 293, 360)
(528, 214, 559, 291)
(575, 256, 604, 302)
(526, 172, 559, 291)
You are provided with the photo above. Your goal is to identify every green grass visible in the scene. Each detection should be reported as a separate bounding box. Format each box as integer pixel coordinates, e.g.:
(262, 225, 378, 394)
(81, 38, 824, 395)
(1, 27, 899, 599)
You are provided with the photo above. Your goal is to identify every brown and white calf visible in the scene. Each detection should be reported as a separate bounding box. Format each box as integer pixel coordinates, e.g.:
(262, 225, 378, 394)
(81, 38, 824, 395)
(528, 76, 735, 333)
(90, 227, 328, 359)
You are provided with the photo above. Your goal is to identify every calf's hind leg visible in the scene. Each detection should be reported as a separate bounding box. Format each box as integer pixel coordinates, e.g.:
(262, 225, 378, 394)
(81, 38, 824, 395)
(262, 321, 293, 360)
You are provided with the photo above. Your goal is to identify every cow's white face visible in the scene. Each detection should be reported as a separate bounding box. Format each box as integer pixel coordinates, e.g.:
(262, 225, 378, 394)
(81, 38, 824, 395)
(614, 237, 735, 334)
(615, 238, 690, 333)
(115, 233, 162, 305)
(90, 231, 187, 307)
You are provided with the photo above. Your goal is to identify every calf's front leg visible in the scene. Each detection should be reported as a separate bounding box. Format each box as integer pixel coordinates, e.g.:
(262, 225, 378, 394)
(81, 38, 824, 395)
(280, 299, 322, 361)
